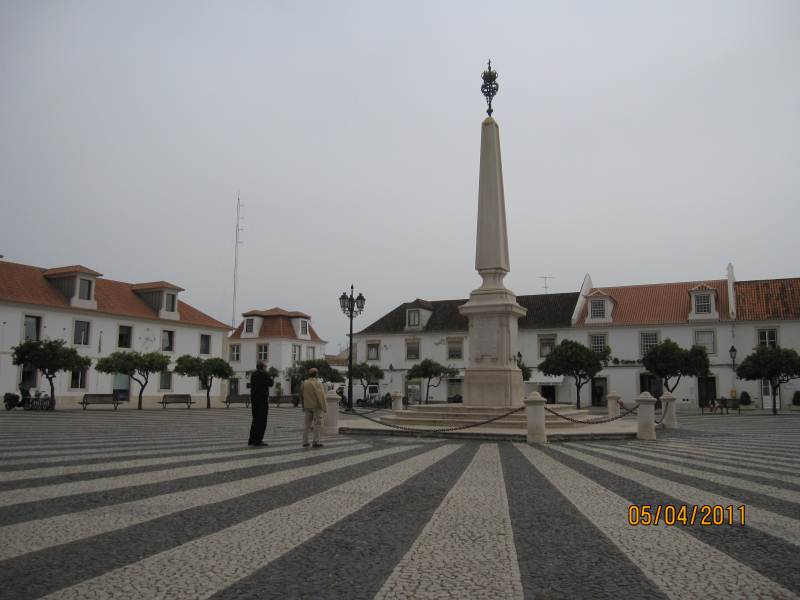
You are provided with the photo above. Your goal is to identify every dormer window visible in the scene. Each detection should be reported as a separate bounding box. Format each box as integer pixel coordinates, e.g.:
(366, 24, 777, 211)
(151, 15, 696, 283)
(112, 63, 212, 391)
(300, 320, 309, 335)
(165, 293, 177, 312)
(694, 293, 710, 314)
(590, 299, 605, 319)
(78, 279, 93, 301)
(245, 318, 254, 333)
(407, 309, 420, 327)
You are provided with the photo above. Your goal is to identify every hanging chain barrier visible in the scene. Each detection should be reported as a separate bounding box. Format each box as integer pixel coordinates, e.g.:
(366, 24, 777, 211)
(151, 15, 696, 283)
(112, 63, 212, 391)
(339, 405, 526, 435)
(543, 403, 640, 425)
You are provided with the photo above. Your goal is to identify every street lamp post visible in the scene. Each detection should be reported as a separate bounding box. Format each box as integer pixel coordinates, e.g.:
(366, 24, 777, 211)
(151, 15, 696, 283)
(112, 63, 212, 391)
(339, 285, 366, 411)
(729, 345, 737, 372)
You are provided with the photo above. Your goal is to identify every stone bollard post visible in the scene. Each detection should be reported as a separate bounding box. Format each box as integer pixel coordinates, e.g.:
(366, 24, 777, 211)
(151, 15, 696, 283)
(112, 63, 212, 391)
(607, 391, 621, 419)
(524, 392, 547, 445)
(323, 391, 340, 437)
(391, 392, 403, 411)
(637, 391, 657, 441)
(661, 391, 678, 430)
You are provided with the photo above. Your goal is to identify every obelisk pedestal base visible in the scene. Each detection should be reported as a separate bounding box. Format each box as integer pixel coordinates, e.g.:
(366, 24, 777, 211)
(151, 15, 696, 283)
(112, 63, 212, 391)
(463, 367, 524, 408)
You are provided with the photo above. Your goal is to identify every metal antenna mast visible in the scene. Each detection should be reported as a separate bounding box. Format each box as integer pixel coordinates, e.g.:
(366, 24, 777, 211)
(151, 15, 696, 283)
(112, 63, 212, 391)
(538, 276, 554, 294)
(231, 195, 244, 327)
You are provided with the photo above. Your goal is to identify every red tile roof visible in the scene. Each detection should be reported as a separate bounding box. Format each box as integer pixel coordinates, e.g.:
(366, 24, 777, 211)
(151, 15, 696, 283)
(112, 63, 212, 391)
(734, 279, 800, 321)
(131, 281, 185, 292)
(576, 280, 730, 326)
(43, 265, 103, 277)
(242, 307, 311, 319)
(230, 311, 324, 342)
(0, 260, 229, 330)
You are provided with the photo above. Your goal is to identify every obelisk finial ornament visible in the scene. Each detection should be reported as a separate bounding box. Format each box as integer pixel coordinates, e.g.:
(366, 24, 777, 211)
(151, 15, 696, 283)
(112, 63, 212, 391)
(481, 60, 499, 116)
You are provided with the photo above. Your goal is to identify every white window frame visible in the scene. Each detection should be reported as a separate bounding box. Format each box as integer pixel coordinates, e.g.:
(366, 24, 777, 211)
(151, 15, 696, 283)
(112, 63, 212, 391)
(199, 334, 211, 355)
(447, 338, 463, 360)
(589, 299, 605, 320)
(117, 324, 134, 349)
(639, 331, 660, 357)
(73, 319, 91, 346)
(694, 293, 711, 314)
(158, 369, 173, 391)
(78, 278, 93, 301)
(367, 341, 381, 361)
(229, 344, 241, 362)
(407, 309, 420, 327)
(406, 339, 420, 361)
(306, 346, 315, 360)
(161, 329, 175, 352)
(538, 334, 556, 358)
(757, 328, 778, 348)
(23, 314, 43, 343)
(257, 343, 269, 361)
(244, 318, 254, 333)
(70, 367, 88, 390)
(693, 329, 716, 355)
(292, 344, 302, 363)
(589, 333, 608, 354)
(165, 293, 177, 312)
(300, 320, 309, 335)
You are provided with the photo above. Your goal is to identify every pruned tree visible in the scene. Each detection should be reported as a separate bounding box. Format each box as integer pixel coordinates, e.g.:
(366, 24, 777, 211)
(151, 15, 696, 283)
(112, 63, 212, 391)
(95, 351, 170, 410)
(350, 362, 384, 403)
(11, 339, 92, 403)
(174, 355, 234, 408)
(736, 346, 800, 415)
(286, 359, 344, 388)
(538, 339, 610, 409)
(407, 359, 458, 404)
(515, 355, 532, 382)
(642, 339, 710, 394)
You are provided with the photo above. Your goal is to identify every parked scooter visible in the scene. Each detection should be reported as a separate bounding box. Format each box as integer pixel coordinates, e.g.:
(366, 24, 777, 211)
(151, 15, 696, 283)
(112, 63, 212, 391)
(4, 386, 54, 410)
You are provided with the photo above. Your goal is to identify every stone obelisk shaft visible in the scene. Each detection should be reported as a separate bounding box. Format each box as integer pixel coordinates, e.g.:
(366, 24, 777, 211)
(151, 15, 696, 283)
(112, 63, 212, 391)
(459, 116, 526, 407)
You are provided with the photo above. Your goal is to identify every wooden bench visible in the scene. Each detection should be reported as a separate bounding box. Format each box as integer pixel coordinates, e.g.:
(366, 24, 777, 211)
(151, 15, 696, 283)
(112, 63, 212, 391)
(160, 394, 194, 409)
(268, 394, 300, 407)
(224, 394, 251, 408)
(80, 393, 119, 410)
(701, 397, 741, 415)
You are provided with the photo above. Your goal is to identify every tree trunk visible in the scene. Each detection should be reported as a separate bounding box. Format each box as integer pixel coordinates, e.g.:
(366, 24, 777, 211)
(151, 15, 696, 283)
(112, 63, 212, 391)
(575, 379, 582, 409)
(425, 379, 432, 404)
(137, 386, 144, 410)
(771, 380, 779, 415)
(47, 375, 56, 405)
(206, 377, 212, 409)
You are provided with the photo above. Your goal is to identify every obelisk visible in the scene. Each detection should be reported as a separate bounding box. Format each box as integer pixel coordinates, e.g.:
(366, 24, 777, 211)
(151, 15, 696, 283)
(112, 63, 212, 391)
(458, 61, 527, 408)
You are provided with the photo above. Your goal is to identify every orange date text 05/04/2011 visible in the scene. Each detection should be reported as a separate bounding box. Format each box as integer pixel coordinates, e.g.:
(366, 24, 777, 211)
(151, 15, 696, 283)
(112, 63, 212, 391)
(627, 504, 746, 527)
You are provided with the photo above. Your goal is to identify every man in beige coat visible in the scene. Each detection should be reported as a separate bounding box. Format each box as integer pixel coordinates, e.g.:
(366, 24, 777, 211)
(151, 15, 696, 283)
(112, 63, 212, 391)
(300, 368, 327, 448)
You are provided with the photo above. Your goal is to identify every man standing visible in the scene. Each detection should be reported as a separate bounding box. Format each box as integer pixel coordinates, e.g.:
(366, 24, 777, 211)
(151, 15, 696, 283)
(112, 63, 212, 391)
(300, 367, 327, 448)
(248, 361, 273, 447)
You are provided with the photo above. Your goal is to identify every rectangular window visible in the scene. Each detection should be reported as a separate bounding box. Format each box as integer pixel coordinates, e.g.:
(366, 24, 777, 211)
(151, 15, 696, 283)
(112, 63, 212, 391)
(306, 346, 315, 360)
(292, 344, 302, 362)
(118, 325, 132, 349)
(230, 344, 240, 362)
(20, 364, 37, 389)
(200, 334, 211, 355)
(407, 309, 420, 327)
(165, 293, 177, 312)
(406, 339, 420, 361)
(758, 329, 777, 348)
(161, 330, 175, 352)
(639, 332, 659, 356)
(589, 333, 607, 354)
(694, 293, 711, 314)
(257, 344, 269, 361)
(300, 320, 308, 335)
(244, 318, 254, 333)
(70, 368, 87, 389)
(159, 370, 172, 391)
(538, 334, 556, 358)
(24, 315, 41, 342)
(367, 342, 380, 361)
(78, 278, 92, 300)
(447, 338, 463, 360)
(693, 330, 716, 354)
(590, 299, 605, 319)
(73, 320, 90, 346)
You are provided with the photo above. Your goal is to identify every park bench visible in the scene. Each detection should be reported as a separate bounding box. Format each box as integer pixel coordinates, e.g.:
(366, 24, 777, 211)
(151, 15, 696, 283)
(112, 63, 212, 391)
(160, 394, 194, 409)
(224, 394, 251, 408)
(268, 394, 300, 407)
(701, 397, 741, 415)
(79, 393, 120, 410)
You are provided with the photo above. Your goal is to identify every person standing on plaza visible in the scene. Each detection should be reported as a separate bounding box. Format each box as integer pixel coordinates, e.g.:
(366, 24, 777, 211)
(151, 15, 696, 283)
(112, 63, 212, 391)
(300, 367, 327, 448)
(248, 361, 273, 447)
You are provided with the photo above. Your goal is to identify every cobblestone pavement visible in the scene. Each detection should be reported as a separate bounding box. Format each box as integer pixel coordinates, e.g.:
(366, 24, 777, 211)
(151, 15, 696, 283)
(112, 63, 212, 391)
(1, 408, 798, 599)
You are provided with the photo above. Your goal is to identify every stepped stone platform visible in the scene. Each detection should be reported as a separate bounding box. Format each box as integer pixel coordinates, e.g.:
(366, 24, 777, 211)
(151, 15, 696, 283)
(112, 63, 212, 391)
(339, 403, 637, 442)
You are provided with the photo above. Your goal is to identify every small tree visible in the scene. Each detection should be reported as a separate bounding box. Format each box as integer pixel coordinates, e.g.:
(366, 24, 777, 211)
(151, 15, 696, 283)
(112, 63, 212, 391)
(286, 359, 344, 388)
(351, 362, 384, 403)
(516, 355, 532, 382)
(407, 359, 458, 404)
(538, 339, 610, 409)
(11, 339, 92, 403)
(736, 346, 800, 415)
(174, 355, 234, 408)
(96, 351, 170, 410)
(642, 339, 710, 393)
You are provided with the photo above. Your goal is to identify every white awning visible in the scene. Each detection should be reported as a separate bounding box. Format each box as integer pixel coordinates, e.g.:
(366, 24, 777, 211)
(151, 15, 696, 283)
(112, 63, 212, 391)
(526, 372, 565, 386)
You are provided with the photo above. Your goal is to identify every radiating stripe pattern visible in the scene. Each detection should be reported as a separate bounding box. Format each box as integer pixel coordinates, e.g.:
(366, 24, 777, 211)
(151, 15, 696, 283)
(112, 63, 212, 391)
(1, 409, 799, 599)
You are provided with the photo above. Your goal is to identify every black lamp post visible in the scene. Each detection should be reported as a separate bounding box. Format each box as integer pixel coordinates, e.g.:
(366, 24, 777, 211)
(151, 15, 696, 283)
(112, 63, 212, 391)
(339, 285, 366, 411)
(729, 345, 737, 377)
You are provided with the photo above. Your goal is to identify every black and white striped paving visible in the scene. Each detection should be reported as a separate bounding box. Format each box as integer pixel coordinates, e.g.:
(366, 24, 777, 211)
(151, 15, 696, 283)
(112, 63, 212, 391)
(1, 408, 798, 599)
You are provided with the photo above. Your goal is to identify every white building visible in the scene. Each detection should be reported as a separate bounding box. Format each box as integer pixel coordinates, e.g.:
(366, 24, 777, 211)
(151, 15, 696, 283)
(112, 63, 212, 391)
(354, 265, 800, 410)
(0, 260, 231, 408)
(225, 308, 327, 395)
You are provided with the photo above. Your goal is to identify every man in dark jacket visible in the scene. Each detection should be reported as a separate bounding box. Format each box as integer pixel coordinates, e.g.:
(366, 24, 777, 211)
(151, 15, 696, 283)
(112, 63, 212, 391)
(248, 361, 274, 446)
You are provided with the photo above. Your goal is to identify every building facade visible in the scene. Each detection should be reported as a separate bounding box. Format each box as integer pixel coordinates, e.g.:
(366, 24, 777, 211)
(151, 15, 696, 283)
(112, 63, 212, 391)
(0, 260, 230, 408)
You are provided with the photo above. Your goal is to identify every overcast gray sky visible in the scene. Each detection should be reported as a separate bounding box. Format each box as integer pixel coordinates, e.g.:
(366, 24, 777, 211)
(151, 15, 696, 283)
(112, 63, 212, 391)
(1, 1, 798, 350)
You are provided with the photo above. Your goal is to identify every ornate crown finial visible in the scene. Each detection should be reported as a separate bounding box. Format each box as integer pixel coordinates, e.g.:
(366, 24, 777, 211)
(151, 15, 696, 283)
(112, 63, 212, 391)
(481, 59, 499, 116)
